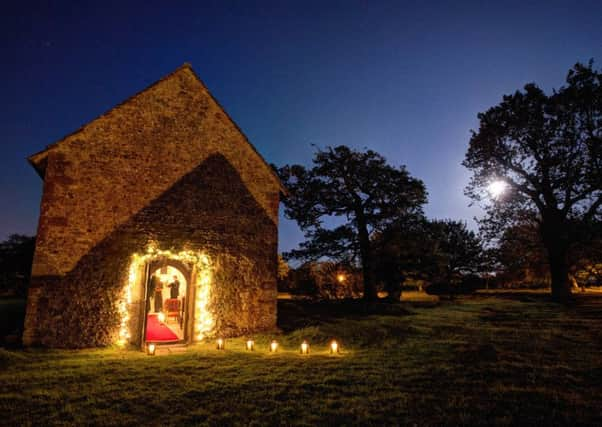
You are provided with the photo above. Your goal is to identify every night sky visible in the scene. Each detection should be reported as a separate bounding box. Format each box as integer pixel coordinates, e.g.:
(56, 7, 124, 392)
(1, 1, 601, 253)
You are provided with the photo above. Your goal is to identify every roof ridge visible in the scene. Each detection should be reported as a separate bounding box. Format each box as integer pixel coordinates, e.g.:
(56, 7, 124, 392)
(27, 64, 286, 194)
(183, 66, 286, 194)
(28, 63, 193, 165)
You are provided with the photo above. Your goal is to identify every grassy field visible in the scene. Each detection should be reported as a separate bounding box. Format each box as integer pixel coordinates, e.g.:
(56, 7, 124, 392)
(1, 295, 601, 426)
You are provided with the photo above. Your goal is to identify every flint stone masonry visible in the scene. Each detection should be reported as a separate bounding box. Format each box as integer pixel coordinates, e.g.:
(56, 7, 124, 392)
(23, 65, 283, 348)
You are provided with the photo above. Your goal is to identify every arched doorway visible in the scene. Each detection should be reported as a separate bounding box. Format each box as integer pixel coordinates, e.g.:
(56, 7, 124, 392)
(143, 259, 192, 344)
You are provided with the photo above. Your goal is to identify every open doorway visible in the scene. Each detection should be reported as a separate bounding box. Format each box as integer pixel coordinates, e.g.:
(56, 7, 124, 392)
(144, 264, 189, 344)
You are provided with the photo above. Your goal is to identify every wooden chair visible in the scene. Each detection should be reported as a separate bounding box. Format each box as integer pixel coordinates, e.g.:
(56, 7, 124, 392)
(164, 298, 181, 325)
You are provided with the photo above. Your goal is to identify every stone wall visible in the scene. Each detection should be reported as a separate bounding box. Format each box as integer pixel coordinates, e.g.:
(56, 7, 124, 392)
(29, 65, 280, 278)
(23, 66, 281, 348)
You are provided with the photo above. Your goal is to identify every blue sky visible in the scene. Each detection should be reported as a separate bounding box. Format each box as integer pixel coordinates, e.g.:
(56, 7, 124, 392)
(1, 0, 601, 252)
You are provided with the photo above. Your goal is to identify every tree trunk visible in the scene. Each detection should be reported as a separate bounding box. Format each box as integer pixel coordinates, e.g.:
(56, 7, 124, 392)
(548, 247, 572, 302)
(384, 276, 402, 301)
(360, 250, 377, 300)
(540, 212, 572, 302)
(356, 213, 377, 301)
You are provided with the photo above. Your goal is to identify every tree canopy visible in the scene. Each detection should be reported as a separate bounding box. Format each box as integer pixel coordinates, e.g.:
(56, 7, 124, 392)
(373, 219, 484, 298)
(464, 61, 601, 301)
(0, 234, 36, 296)
(428, 219, 485, 280)
(278, 145, 427, 300)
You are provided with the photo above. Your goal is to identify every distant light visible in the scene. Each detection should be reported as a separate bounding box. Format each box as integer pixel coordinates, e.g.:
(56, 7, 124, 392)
(216, 338, 225, 350)
(270, 340, 279, 353)
(246, 339, 255, 351)
(488, 180, 507, 199)
(147, 343, 156, 356)
(336, 274, 346, 283)
(300, 340, 310, 355)
(330, 340, 339, 354)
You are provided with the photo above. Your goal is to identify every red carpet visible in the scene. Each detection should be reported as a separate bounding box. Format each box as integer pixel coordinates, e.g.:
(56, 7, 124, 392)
(145, 314, 179, 342)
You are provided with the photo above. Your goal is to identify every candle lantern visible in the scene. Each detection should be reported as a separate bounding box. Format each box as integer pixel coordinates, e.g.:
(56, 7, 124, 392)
(246, 339, 255, 351)
(330, 340, 339, 354)
(216, 338, 225, 350)
(269, 340, 278, 353)
(147, 343, 156, 356)
(300, 340, 310, 355)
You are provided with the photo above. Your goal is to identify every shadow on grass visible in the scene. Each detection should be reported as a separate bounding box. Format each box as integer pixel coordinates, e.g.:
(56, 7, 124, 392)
(277, 298, 412, 332)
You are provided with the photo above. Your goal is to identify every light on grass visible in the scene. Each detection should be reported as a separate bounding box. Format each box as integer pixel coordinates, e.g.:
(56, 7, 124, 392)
(216, 338, 225, 350)
(246, 339, 255, 351)
(330, 340, 339, 354)
(488, 180, 507, 199)
(270, 340, 278, 352)
(147, 343, 156, 356)
(300, 340, 310, 355)
(157, 312, 166, 323)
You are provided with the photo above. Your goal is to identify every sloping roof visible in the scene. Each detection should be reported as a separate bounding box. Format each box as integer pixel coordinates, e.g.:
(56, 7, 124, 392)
(27, 63, 286, 194)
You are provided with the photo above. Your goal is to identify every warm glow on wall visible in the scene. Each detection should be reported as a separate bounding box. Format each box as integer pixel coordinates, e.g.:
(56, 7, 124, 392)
(194, 263, 213, 341)
(116, 246, 214, 347)
(116, 261, 136, 346)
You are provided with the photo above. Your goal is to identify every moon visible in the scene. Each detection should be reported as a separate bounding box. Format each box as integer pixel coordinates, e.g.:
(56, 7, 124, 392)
(488, 180, 507, 199)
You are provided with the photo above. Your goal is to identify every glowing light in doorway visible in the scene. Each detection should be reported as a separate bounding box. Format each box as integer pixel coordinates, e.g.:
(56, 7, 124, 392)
(116, 247, 214, 346)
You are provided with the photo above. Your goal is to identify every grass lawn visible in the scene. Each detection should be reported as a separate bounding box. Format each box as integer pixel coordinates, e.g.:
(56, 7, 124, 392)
(1, 295, 602, 426)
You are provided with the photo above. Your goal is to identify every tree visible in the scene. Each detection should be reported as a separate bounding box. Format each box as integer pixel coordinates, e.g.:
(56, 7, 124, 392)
(428, 220, 485, 284)
(495, 220, 602, 289)
(0, 234, 36, 296)
(375, 219, 484, 294)
(464, 62, 601, 301)
(372, 217, 436, 299)
(277, 255, 290, 281)
(569, 220, 602, 288)
(276, 255, 292, 292)
(495, 223, 550, 287)
(278, 145, 427, 300)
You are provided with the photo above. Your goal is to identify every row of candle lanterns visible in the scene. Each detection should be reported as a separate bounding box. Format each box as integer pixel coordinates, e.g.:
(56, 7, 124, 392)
(146, 339, 340, 355)
(222, 338, 339, 355)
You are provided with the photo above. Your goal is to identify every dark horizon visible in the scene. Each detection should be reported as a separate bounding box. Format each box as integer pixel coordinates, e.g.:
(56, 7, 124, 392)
(1, 1, 601, 253)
